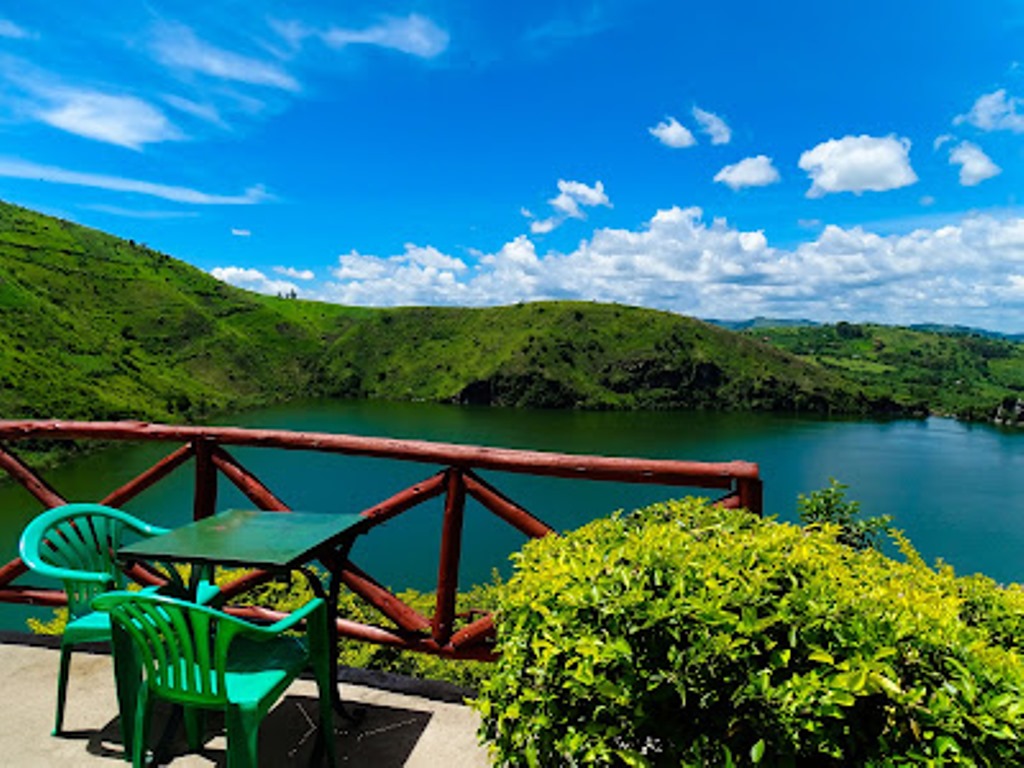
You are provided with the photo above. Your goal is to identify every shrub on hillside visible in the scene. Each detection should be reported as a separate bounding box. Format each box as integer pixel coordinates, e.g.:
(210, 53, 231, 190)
(473, 498, 1024, 766)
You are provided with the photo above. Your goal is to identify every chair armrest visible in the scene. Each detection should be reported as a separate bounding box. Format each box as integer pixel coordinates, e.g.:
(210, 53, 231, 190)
(19, 557, 114, 586)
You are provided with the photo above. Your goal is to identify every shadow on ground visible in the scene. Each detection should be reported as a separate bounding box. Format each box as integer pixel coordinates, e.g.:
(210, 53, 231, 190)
(72, 694, 433, 766)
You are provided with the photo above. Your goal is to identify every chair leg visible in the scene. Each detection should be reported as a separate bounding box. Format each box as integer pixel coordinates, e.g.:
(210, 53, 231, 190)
(183, 706, 204, 751)
(111, 625, 139, 758)
(225, 705, 260, 768)
(317, 682, 338, 768)
(307, 606, 338, 767)
(53, 643, 72, 736)
(132, 686, 152, 768)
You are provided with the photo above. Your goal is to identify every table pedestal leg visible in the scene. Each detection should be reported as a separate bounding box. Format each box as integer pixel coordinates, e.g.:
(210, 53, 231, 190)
(301, 558, 364, 724)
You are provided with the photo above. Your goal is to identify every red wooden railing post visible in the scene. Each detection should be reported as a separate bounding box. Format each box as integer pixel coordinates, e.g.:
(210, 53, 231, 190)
(193, 437, 218, 520)
(433, 468, 467, 646)
(738, 475, 763, 516)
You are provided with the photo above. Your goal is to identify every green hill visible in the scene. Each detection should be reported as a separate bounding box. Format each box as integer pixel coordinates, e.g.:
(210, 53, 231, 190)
(1, 198, 1019, 432)
(744, 322, 1024, 424)
(0, 200, 359, 423)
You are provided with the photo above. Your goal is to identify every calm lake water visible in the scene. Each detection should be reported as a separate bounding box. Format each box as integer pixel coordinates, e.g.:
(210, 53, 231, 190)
(3, 399, 1023, 629)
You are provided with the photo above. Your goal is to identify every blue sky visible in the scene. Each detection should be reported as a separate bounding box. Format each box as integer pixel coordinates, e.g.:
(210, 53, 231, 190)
(2, 2, 1024, 331)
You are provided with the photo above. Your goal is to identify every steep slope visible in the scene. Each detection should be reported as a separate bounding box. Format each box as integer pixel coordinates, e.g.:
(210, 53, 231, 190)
(317, 303, 905, 415)
(0, 200, 354, 422)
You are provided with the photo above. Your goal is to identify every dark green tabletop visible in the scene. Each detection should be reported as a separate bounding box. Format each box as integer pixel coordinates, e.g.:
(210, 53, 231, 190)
(119, 509, 367, 569)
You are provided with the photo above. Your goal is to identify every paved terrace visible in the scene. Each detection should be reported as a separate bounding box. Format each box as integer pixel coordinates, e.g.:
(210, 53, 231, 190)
(0, 633, 490, 767)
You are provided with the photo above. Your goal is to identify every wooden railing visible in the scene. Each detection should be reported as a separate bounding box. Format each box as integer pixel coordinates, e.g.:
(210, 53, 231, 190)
(0, 419, 762, 660)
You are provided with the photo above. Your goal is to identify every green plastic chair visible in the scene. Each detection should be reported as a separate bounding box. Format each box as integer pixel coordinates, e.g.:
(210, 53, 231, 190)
(93, 591, 338, 768)
(18, 503, 171, 737)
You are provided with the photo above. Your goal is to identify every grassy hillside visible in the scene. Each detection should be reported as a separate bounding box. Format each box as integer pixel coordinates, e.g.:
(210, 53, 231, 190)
(2, 198, 1020, 434)
(0, 200, 358, 423)
(745, 322, 1024, 423)
(317, 303, 901, 414)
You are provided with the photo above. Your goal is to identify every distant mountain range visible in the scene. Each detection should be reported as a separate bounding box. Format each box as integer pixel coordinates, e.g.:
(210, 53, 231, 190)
(0, 199, 1020, 437)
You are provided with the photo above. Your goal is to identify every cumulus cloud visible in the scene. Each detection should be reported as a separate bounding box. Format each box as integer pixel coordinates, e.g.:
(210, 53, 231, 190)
(151, 22, 300, 92)
(530, 218, 558, 235)
(313, 208, 1024, 331)
(648, 116, 696, 148)
(692, 106, 731, 145)
(210, 266, 301, 296)
(0, 157, 269, 204)
(524, 179, 611, 234)
(955, 89, 1024, 133)
(274, 266, 315, 280)
(275, 14, 449, 58)
(550, 179, 610, 217)
(326, 243, 468, 305)
(713, 155, 780, 190)
(948, 141, 1001, 186)
(798, 134, 917, 198)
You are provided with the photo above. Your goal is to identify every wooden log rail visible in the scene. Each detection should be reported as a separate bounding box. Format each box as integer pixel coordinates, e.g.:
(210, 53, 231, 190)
(0, 419, 763, 660)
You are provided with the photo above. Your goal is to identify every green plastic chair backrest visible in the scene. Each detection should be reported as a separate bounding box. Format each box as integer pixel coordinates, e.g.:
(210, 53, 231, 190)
(19, 504, 168, 621)
(93, 591, 304, 708)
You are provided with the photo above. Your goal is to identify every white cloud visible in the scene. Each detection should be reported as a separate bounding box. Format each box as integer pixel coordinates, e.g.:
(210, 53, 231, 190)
(692, 106, 731, 145)
(948, 141, 1001, 186)
(274, 266, 315, 280)
(798, 134, 917, 198)
(0, 19, 31, 39)
(648, 116, 696, 148)
(26, 84, 182, 149)
(151, 22, 300, 92)
(231, 228, 252, 237)
(281, 14, 449, 59)
(524, 179, 611, 234)
(311, 208, 1024, 331)
(955, 89, 1024, 133)
(162, 94, 226, 128)
(0, 157, 270, 204)
(713, 155, 780, 190)
(211, 266, 300, 296)
(530, 217, 558, 235)
(327, 243, 469, 305)
(933, 134, 954, 150)
(550, 179, 610, 218)
(920, 196, 936, 207)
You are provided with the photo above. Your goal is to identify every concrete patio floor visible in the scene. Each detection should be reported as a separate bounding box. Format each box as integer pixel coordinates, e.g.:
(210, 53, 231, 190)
(0, 634, 491, 767)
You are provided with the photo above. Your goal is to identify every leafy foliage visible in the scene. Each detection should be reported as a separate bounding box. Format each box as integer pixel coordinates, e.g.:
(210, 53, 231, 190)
(797, 478, 892, 551)
(474, 498, 1024, 767)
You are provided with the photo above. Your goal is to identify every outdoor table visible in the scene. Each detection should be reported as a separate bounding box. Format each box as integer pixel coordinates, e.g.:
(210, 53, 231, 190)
(119, 508, 369, 717)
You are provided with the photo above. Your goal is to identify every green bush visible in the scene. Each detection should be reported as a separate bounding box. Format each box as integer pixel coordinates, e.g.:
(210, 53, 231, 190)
(473, 498, 1024, 767)
(797, 478, 892, 551)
